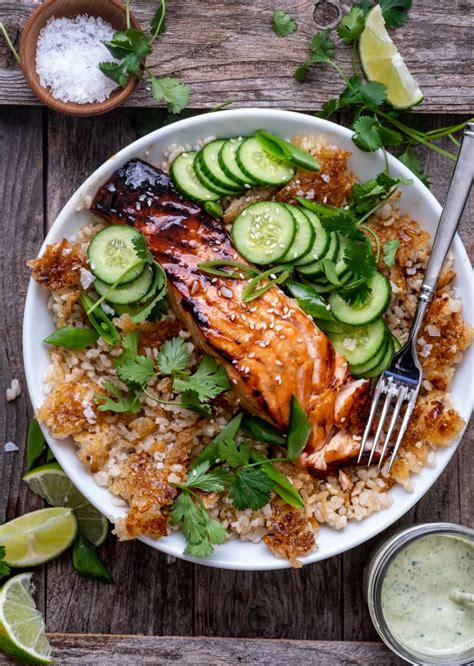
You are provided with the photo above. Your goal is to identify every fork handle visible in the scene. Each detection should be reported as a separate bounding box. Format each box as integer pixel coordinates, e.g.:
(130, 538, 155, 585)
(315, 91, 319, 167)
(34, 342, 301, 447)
(408, 122, 474, 343)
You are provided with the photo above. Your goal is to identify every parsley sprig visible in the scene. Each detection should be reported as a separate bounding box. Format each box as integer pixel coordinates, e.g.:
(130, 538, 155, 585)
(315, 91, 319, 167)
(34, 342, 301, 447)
(95, 333, 229, 417)
(99, 1, 190, 113)
(294, 1, 470, 182)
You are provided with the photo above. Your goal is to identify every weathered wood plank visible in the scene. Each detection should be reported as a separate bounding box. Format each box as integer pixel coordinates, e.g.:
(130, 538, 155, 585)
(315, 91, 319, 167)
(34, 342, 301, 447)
(43, 109, 194, 635)
(0, 635, 403, 665)
(341, 114, 474, 641)
(0, 0, 472, 112)
(0, 106, 46, 612)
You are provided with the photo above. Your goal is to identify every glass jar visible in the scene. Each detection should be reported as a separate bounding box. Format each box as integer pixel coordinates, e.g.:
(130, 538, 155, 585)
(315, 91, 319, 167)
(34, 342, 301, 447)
(364, 522, 474, 665)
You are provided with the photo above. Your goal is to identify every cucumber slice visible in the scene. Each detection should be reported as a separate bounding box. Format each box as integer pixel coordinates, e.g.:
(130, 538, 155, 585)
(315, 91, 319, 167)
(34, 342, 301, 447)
(292, 210, 330, 266)
(232, 202, 296, 264)
(278, 205, 315, 263)
(170, 152, 220, 203)
(219, 138, 257, 187)
(237, 137, 295, 186)
(196, 140, 243, 192)
(358, 335, 395, 378)
(88, 226, 145, 285)
(329, 272, 391, 325)
(351, 335, 390, 376)
(296, 233, 342, 277)
(194, 156, 236, 195)
(328, 319, 386, 366)
(95, 266, 154, 305)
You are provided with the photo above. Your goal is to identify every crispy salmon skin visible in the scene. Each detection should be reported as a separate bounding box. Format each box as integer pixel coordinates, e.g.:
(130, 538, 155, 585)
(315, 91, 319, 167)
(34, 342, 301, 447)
(91, 159, 370, 471)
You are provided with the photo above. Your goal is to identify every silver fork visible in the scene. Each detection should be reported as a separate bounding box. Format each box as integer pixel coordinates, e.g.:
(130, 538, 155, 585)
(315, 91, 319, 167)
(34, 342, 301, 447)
(358, 122, 474, 471)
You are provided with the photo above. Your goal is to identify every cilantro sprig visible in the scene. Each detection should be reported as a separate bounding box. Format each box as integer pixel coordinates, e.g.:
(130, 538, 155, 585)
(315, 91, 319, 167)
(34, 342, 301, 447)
(0, 545, 11, 579)
(272, 10, 297, 38)
(293, 1, 470, 180)
(95, 333, 229, 417)
(99, 1, 190, 113)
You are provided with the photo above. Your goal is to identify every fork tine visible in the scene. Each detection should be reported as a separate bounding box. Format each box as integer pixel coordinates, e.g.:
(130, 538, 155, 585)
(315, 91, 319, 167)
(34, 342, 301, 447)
(387, 390, 417, 472)
(377, 387, 408, 469)
(367, 389, 394, 466)
(357, 380, 383, 463)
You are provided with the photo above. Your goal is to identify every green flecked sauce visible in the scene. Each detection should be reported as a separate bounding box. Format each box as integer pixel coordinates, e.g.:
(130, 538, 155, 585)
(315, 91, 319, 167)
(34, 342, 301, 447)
(381, 534, 474, 657)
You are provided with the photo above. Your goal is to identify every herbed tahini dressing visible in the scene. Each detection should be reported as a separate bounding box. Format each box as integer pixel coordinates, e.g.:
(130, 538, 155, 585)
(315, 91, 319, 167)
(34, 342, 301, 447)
(381, 534, 474, 657)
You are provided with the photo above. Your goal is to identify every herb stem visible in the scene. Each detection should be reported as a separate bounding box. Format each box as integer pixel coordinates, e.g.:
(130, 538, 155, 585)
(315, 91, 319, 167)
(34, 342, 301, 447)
(245, 457, 291, 468)
(351, 42, 358, 76)
(143, 388, 179, 406)
(150, 0, 166, 43)
(125, 0, 131, 30)
(85, 261, 144, 315)
(0, 22, 20, 64)
(358, 185, 400, 224)
(447, 133, 461, 148)
(361, 224, 381, 263)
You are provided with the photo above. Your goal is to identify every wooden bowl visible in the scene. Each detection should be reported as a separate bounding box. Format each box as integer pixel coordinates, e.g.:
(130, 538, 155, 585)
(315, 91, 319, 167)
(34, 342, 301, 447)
(20, 0, 140, 117)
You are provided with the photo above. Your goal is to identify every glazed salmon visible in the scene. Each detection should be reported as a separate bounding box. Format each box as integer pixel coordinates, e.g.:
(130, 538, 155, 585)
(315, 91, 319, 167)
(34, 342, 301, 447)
(91, 159, 370, 471)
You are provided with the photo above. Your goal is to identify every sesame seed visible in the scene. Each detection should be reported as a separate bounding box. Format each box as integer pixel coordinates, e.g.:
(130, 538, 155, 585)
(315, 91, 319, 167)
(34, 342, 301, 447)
(220, 286, 234, 298)
(232, 379, 238, 385)
(275, 359, 282, 366)
(190, 280, 199, 296)
(230, 313, 236, 321)
(248, 352, 255, 358)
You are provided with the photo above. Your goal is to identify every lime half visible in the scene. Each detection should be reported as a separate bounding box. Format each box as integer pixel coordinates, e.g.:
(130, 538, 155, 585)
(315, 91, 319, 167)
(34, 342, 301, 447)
(0, 573, 51, 664)
(359, 5, 423, 109)
(24, 464, 108, 547)
(0, 507, 77, 567)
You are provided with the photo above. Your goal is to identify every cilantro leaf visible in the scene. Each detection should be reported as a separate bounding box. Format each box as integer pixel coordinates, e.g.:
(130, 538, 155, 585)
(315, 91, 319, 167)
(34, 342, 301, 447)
(398, 148, 431, 187)
(229, 468, 274, 510)
(99, 61, 129, 86)
(383, 239, 400, 267)
(170, 491, 227, 557)
(131, 234, 154, 264)
(180, 390, 212, 417)
(104, 29, 152, 60)
(357, 81, 387, 108)
(320, 210, 366, 241)
(157, 337, 191, 375)
(352, 116, 402, 152)
(184, 461, 232, 492)
(173, 356, 229, 402)
(116, 355, 155, 387)
(340, 280, 372, 306)
(0, 545, 10, 579)
(343, 238, 376, 278)
(218, 439, 251, 468)
(190, 413, 244, 470)
(272, 10, 297, 37)
(95, 381, 142, 414)
(310, 30, 336, 62)
(150, 77, 190, 114)
(379, 0, 412, 28)
(150, 0, 166, 39)
(337, 6, 366, 43)
(130, 263, 167, 324)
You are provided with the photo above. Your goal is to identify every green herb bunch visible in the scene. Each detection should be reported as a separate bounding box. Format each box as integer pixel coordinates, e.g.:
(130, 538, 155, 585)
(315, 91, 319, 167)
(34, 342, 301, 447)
(99, 0, 190, 114)
(293, 0, 470, 185)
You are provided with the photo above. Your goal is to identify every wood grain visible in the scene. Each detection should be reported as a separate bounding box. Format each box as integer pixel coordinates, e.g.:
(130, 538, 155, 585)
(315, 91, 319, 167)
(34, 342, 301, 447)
(0, 0, 473, 112)
(0, 634, 404, 665)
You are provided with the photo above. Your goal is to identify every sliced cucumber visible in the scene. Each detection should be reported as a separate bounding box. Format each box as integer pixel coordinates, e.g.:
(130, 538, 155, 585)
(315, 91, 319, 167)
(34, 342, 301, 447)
(88, 226, 145, 285)
(358, 335, 395, 379)
(329, 272, 391, 325)
(237, 137, 295, 186)
(278, 205, 315, 263)
(193, 157, 236, 196)
(232, 202, 296, 264)
(196, 140, 243, 193)
(328, 319, 386, 367)
(95, 265, 154, 305)
(292, 210, 330, 266)
(170, 152, 220, 203)
(295, 231, 339, 276)
(351, 335, 390, 376)
(219, 138, 257, 187)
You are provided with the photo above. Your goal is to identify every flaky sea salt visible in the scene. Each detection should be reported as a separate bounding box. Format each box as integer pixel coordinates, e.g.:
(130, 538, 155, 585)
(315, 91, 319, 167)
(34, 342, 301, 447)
(4, 442, 19, 452)
(36, 15, 120, 104)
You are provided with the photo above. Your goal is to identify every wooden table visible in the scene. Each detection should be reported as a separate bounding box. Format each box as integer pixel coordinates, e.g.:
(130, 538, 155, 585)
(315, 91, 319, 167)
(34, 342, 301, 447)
(0, 1, 472, 664)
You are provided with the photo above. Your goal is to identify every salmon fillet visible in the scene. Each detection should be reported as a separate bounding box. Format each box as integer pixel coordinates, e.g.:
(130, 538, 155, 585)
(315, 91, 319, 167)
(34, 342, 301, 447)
(91, 159, 370, 471)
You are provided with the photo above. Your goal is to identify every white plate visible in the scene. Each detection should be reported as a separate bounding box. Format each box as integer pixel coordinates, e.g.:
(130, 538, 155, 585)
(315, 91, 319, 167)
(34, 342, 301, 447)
(23, 109, 474, 570)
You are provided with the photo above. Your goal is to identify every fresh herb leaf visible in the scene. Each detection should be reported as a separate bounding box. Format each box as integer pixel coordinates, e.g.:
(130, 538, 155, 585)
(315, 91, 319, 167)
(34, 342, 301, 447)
(131, 234, 154, 264)
(320, 210, 366, 241)
(98, 61, 129, 86)
(183, 461, 231, 492)
(72, 533, 113, 583)
(286, 281, 336, 321)
(321, 258, 342, 286)
(344, 237, 376, 278)
(336, 6, 366, 43)
(130, 264, 167, 323)
(26, 417, 47, 471)
(170, 491, 227, 557)
(150, 0, 166, 39)
(0, 545, 11, 579)
(383, 239, 400, 267)
(180, 390, 213, 417)
(241, 415, 287, 445)
(190, 413, 244, 469)
(173, 356, 229, 402)
(287, 395, 312, 459)
(116, 355, 155, 387)
(352, 116, 403, 152)
(272, 10, 297, 37)
(310, 29, 336, 62)
(218, 439, 251, 468)
(43, 326, 99, 350)
(379, 0, 412, 28)
(229, 467, 274, 511)
(398, 148, 431, 186)
(248, 451, 304, 509)
(150, 76, 190, 114)
(95, 381, 141, 414)
(157, 336, 191, 375)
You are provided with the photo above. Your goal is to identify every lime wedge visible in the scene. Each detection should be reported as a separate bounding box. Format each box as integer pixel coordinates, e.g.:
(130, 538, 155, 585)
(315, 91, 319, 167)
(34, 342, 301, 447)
(359, 5, 423, 109)
(24, 464, 108, 547)
(0, 573, 51, 664)
(0, 508, 77, 567)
